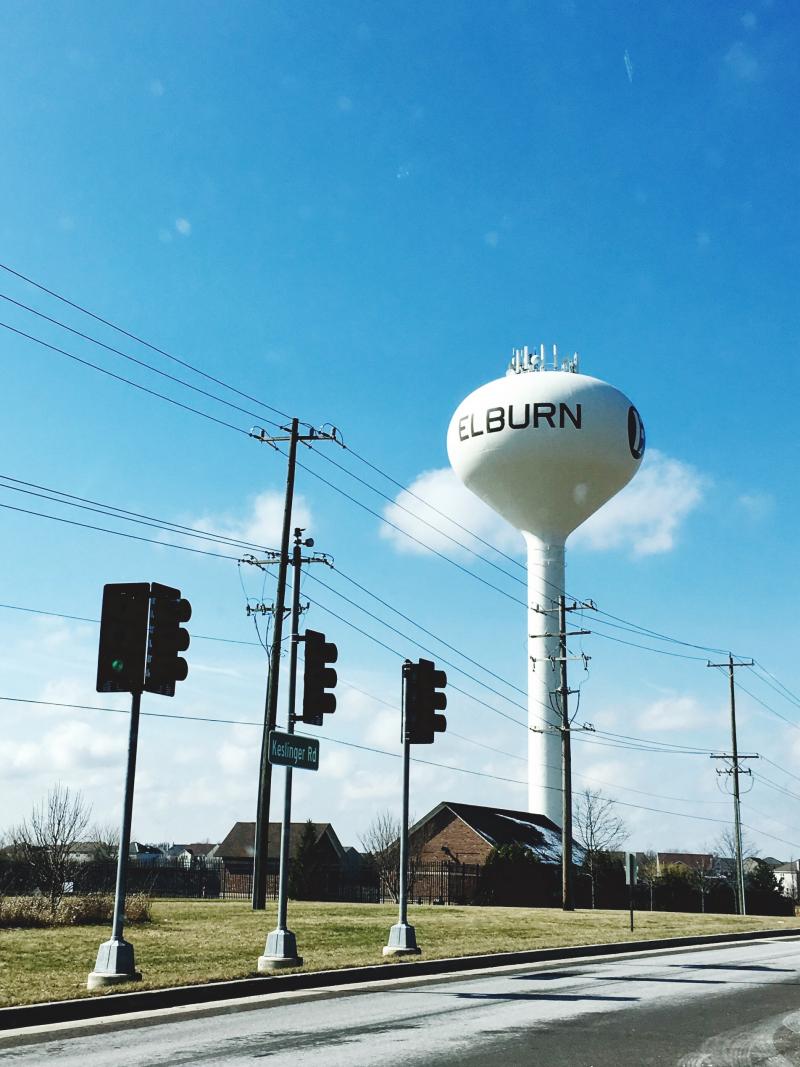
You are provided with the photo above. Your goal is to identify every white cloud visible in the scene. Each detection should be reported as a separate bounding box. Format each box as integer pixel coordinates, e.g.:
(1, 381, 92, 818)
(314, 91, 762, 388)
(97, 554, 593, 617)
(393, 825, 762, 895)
(636, 695, 713, 733)
(191, 490, 312, 550)
(379, 467, 522, 558)
(380, 450, 704, 561)
(175, 218, 192, 237)
(571, 449, 706, 557)
(723, 41, 761, 82)
(737, 491, 774, 521)
(0, 719, 125, 779)
(218, 740, 254, 775)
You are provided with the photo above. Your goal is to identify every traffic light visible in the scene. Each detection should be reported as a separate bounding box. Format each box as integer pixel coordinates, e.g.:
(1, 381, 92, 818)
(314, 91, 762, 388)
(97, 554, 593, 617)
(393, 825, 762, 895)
(301, 629, 337, 725)
(404, 658, 447, 744)
(96, 583, 151, 694)
(144, 583, 191, 697)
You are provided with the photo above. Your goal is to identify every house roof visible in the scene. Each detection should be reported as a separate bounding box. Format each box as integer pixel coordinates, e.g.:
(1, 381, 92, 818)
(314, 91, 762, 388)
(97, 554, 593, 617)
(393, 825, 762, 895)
(217, 821, 344, 862)
(186, 842, 218, 856)
(410, 802, 579, 864)
(128, 842, 163, 855)
(657, 852, 715, 871)
(69, 841, 107, 856)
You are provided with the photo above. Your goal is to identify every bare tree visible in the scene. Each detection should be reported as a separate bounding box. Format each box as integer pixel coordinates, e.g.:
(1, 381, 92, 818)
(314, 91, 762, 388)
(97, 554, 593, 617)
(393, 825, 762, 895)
(574, 789, 628, 908)
(10, 784, 91, 913)
(359, 811, 401, 903)
(638, 850, 658, 911)
(715, 826, 757, 866)
(89, 822, 120, 861)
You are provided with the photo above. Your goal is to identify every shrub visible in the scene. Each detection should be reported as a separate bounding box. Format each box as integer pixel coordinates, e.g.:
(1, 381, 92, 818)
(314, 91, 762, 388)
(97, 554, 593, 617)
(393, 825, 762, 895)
(0, 893, 152, 928)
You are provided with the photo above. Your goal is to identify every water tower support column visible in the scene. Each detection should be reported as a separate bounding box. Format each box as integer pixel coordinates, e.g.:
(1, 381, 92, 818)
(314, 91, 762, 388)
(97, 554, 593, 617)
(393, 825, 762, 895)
(526, 534, 565, 824)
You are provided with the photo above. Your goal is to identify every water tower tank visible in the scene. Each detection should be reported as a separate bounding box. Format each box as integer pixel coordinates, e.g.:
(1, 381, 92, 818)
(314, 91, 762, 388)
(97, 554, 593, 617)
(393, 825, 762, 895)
(447, 345, 645, 823)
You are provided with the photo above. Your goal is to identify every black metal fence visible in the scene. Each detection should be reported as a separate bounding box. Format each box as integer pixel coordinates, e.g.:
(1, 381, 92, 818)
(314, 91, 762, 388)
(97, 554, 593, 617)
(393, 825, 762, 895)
(0, 855, 793, 915)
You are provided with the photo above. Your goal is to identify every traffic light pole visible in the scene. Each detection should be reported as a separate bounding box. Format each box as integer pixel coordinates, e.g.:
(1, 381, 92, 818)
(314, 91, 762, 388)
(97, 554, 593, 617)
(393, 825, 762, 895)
(252, 418, 299, 910)
(259, 530, 304, 969)
(88, 689, 143, 988)
(384, 664, 421, 957)
(89, 579, 192, 989)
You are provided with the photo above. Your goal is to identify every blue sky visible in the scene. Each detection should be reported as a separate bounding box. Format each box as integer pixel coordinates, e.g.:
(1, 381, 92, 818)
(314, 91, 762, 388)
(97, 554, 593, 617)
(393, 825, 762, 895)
(0, 1, 798, 859)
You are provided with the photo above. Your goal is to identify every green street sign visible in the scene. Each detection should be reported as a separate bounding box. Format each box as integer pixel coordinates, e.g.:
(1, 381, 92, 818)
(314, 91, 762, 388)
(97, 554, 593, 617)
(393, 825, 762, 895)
(268, 730, 320, 772)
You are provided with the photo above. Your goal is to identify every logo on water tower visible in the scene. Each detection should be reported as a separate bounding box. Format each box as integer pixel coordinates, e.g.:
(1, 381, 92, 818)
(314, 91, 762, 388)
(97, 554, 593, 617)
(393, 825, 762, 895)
(627, 406, 645, 460)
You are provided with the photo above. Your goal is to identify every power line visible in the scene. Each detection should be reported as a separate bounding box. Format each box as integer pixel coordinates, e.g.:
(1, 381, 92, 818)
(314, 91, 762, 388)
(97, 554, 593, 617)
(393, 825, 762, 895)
(0, 474, 277, 554)
(0, 488, 789, 766)
(0, 291, 283, 432)
(300, 586, 530, 730)
(0, 696, 755, 821)
(0, 499, 242, 563)
(295, 451, 525, 607)
(303, 569, 530, 715)
(0, 572, 755, 764)
(751, 662, 800, 712)
(759, 755, 800, 789)
(0, 261, 292, 421)
(0, 596, 748, 769)
(0, 694, 527, 789)
(1, 262, 758, 667)
(0, 601, 260, 647)
(310, 446, 527, 590)
(332, 565, 526, 696)
(587, 629, 708, 662)
(344, 442, 527, 574)
(0, 320, 250, 438)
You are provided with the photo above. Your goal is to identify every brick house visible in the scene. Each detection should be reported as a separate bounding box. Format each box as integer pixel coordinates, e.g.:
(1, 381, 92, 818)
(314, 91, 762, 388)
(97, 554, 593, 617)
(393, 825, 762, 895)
(216, 821, 345, 892)
(409, 802, 573, 865)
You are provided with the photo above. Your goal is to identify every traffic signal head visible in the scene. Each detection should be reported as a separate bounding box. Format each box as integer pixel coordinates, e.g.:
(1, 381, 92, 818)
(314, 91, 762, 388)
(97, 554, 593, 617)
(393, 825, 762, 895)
(302, 629, 338, 726)
(403, 658, 447, 744)
(144, 583, 191, 697)
(96, 583, 151, 693)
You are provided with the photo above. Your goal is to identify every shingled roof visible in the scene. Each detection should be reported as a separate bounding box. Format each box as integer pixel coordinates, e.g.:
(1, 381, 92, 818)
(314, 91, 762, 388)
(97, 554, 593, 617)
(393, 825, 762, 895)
(410, 802, 582, 864)
(217, 821, 344, 862)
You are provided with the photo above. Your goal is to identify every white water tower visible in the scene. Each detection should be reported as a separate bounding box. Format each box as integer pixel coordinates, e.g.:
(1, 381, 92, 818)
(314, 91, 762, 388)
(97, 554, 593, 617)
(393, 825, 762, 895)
(447, 345, 645, 824)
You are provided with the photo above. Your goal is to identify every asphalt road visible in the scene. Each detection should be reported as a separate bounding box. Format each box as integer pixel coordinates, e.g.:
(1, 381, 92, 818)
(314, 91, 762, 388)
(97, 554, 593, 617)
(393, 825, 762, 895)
(4, 938, 800, 1065)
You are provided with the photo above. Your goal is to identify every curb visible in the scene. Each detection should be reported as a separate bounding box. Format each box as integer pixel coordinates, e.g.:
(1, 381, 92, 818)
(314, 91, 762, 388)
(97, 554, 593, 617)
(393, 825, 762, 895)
(2, 926, 799, 1031)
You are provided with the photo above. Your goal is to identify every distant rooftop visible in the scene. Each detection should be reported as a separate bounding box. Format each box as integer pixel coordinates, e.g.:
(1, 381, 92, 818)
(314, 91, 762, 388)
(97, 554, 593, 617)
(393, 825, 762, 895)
(507, 343, 579, 376)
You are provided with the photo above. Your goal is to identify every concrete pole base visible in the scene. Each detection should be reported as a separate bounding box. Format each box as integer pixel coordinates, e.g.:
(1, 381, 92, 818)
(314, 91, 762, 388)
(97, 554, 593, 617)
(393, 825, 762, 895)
(258, 954, 304, 971)
(87, 936, 141, 989)
(383, 921, 421, 957)
(258, 927, 303, 971)
(87, 970, 143, 989)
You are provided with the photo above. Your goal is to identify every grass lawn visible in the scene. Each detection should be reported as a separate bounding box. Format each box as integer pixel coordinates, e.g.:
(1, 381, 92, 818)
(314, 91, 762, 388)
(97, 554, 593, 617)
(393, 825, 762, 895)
(0, 900, 795, 1008)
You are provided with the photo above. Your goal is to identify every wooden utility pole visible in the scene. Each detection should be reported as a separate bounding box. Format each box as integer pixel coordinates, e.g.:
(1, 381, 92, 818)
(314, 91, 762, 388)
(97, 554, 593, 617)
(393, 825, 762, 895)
(249, 420, 341, 909)
(708, 653, 755, 916)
